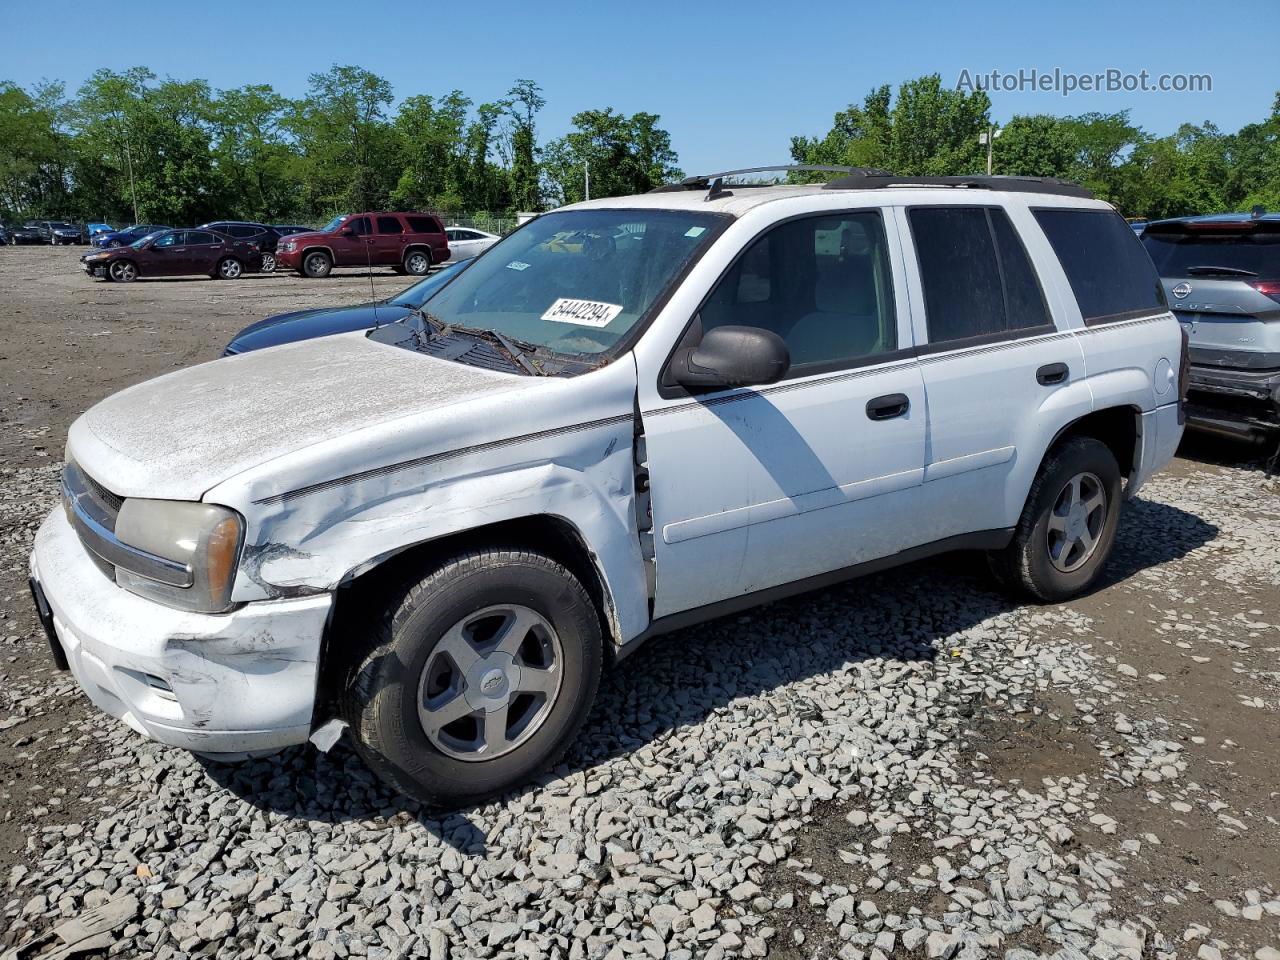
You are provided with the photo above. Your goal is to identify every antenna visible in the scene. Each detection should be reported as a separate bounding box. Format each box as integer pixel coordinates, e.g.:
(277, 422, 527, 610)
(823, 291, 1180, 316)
(365, 221, 379, 329)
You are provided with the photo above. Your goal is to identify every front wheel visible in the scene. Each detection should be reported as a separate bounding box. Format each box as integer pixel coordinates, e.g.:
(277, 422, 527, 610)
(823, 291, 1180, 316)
(989, 436, 1122, 602)
(340, 547, 603, 806)
(108, 259, 138, 283)
(302, 250, 332, 278)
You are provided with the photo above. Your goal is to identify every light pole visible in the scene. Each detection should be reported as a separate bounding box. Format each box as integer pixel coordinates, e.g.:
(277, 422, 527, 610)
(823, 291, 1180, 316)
(979, 124, 1002, 176)
(584, 159, 590, 201)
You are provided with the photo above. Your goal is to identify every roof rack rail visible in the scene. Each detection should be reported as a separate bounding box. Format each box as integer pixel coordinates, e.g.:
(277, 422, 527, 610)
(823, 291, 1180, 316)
(822, 173, 1094, 199)
(648, 165, 892, 194)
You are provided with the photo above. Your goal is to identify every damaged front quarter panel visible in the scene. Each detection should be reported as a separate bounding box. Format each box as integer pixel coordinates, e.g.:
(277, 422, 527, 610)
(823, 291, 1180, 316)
(207, 356, 651, 649)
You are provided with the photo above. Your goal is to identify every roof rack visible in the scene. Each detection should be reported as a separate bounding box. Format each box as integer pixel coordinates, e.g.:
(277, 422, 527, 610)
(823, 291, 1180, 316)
(822, 172, 1094, 199)
(649, 165, 892, 195)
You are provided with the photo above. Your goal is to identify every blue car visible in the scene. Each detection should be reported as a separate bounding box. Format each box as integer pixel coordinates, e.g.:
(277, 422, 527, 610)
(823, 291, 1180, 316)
(87, 222, 115, 239)
(92, 223, 170, 248)
(223, 257, 474, 355)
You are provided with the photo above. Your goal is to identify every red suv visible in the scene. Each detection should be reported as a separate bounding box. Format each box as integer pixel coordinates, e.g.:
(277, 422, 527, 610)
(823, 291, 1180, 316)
(275, 212, 450, 278)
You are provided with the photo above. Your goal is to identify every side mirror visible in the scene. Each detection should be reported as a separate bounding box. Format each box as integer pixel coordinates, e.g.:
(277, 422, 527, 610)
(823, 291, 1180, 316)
(671, 325, 790, 391)
(340, 228, 356, 237)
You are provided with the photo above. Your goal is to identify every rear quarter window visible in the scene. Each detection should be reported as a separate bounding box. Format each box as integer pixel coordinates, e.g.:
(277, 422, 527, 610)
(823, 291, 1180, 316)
(1033, 208, 1166, 324)
(406, 216, 442, 234)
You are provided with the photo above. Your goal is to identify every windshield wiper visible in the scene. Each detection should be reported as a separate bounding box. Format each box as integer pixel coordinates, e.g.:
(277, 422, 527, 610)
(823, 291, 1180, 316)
(403, 310, 547, 375)
(1184, 265, 1259, 277)
(447, 323, 545, 375)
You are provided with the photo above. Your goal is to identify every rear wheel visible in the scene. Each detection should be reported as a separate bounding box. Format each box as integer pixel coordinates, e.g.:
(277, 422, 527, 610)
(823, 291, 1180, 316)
(216, 257, 243, 280)
(989, 436, 1122, 602)
(260, 253, 276, 273)
(302, 250, 332, 278)
(340, 547, 603, 805)
(108, 259, 137, 283)
(403, 249, 431, 276)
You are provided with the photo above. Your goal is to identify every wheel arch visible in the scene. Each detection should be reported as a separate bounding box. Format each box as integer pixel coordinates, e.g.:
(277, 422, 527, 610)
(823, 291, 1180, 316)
(299, 244, 334, 262)
(1046, 404, 1141, 481)
(402, 243, 436, 266)
(311, 513, 624, 726)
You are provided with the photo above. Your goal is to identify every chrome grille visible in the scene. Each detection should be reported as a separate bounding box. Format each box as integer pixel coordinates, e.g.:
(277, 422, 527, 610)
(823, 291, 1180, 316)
(72, 464, 124, 518)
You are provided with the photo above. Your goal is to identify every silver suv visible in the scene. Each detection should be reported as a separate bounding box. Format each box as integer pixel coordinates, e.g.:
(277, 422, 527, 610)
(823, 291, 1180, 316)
(1142, 212, 1280, 451)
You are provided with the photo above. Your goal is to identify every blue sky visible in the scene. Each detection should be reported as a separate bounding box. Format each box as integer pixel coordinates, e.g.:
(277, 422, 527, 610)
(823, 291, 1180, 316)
(3, 0, 1276, 175)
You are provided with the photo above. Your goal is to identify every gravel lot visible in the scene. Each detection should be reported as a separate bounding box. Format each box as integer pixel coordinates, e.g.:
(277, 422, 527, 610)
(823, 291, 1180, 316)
(1, 244, 1278, 960)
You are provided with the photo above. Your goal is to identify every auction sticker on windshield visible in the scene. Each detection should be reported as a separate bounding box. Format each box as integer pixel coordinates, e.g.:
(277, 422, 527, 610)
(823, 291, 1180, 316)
(541, 298, 623, 327)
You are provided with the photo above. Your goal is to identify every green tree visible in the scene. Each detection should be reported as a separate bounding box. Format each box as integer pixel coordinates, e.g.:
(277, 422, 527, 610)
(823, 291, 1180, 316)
(992, 114, 1078, 177)
(506, 79, 544, 211)
(70, 68, 224, 224)
(542, 108, 680, 204)
(0, 81, 72, 219)
(790, 75, 989, 177)
(210, 84, 298, 220)
(287, 65, 399, 214)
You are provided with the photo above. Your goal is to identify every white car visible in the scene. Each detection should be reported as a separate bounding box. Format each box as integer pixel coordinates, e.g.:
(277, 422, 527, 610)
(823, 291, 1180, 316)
(445, 226, 500, 260)
(30, 167, 1186, 804)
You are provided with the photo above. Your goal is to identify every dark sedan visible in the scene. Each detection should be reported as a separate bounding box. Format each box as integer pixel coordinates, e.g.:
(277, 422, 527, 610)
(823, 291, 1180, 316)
(199, 221, 288, 271)
(224, 257, 473, 355)
(81, 228, 266, 282)
(12, 222, 47, 244)
(91, 224, 171, 248)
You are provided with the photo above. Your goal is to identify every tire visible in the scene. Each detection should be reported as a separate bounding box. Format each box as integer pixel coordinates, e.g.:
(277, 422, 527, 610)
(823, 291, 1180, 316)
(260, 253, 276, 273)
(302, 250, 332, 278)
(989, 436, 1122, 603)
(108, 259, 138, 283)
(215, 257, 243, 280)
(403, 249, 431, 276)
(340, 547, 603, 806)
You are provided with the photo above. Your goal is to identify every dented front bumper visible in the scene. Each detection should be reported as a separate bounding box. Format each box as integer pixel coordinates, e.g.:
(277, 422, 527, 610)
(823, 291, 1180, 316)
(29, 508, 332, 756)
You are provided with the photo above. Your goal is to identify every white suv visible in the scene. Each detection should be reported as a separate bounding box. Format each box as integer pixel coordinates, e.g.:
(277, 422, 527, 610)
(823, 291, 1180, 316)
(29, 168, 1186, 804)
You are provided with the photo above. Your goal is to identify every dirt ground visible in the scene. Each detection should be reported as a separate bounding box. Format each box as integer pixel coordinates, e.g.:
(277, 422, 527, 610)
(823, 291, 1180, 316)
(0, 243, 421, 470)
(0, 242, 1277, 958)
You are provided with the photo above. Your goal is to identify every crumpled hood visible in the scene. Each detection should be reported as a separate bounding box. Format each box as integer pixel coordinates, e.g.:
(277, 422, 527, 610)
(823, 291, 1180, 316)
(68, 332, 537, 500)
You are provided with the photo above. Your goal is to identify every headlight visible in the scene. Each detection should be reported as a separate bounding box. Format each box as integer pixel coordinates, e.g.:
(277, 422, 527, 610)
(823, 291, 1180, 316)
(282, 241, 295, 252)
(113, 499, 244, 613)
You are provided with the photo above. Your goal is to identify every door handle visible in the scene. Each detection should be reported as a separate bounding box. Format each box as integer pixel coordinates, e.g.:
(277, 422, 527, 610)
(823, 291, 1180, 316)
(866, 393, 910, 421)
(1036, 362, 1069, 386)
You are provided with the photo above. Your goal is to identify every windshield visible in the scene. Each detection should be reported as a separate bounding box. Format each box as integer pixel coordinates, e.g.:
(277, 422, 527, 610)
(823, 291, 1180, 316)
(1143, 225, 1280, 278)
(389, 258, 472, 307)
(321, 215, 347, 233)
(423, 208, 726, 356)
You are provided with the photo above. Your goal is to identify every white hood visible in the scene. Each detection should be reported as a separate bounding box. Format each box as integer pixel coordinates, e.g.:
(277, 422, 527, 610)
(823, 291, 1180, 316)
(68, 333, 537, 500)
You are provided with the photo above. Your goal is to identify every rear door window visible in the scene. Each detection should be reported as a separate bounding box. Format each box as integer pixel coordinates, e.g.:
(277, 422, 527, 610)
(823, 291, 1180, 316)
(1034, 208, 1166, 324)
(188, 231, 219, 245)
(909, 207, 1051, 344)
(377, 216, 403, 234)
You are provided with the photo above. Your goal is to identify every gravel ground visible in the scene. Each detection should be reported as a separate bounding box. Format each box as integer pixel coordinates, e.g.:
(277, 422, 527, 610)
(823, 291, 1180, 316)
(0, 245, 1277, 960)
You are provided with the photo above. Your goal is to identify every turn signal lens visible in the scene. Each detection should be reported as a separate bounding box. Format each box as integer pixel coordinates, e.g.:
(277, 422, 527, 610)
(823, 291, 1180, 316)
(205, 515, 242, 602)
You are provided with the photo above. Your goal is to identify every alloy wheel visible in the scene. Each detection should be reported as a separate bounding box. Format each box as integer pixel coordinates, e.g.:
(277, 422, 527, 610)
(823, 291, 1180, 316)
(109, 261, 136, 282)
(1046, 471, 1107, 573)
(219, 259, 242, 279)
(406, 253, 429, 274)
(260, 254, 275, 273)
(417, 604, 564, 761)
